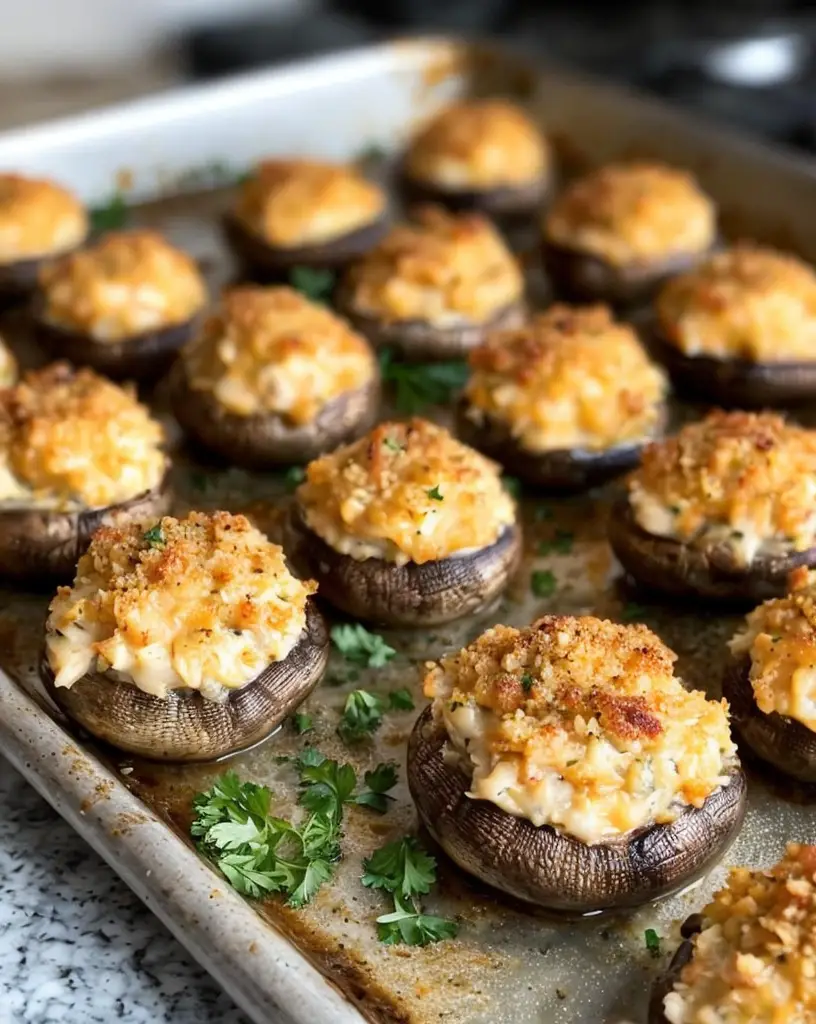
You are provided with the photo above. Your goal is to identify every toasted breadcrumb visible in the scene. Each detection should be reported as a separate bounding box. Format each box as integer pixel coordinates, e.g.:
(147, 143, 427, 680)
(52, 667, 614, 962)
(544, 162, 715, 267)
(297, 417, 515, 565)
(465, 304, 666, 452)
(45, 510, 316, 699)
(0, 173, 87, 263)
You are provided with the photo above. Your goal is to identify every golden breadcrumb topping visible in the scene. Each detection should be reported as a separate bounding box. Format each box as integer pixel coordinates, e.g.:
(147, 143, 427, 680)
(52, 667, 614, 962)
(39, 230, 206, 342)
(657, 245, 816, 362)
(45, 511, 316, 700)
(343, 205, 523, 326)
(297, 418, 515, 566)
(424, 615, 735, 844)
(0, 336, 16, 388)
(233, 158, 385, 248)
(464, 304, 666, 453)
(544, 162, 716, 267)
(664, 843, 816, 1024)
(404, 99, 549, 189)
(0, 363, 165, 510)
(629, 411, 816, 567)
(182, 286, 376, 422)
(730, 566, 816, 732)
(0, 173, 87, 263)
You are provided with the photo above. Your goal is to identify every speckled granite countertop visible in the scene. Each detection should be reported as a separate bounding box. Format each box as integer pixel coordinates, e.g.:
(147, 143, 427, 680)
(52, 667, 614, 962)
(0, 758, 250, 1024)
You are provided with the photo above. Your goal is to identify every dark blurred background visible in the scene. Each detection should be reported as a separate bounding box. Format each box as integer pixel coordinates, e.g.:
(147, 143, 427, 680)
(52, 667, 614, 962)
(4, 0, 816, 151)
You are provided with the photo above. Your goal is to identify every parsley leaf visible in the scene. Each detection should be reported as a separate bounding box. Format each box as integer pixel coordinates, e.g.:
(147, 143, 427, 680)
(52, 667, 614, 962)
(537, 529, 574, 556)
(292, 712, 313, 735)
(143, 525, 165, 548)
(383, 436, 403, 452)
(362, 837, 458, 947)
(622, 602, 648, 622)
(288, 266, 336, 303)
(531, 569, 557, 598)
(378, 349, 469, 414)
(283, 466, 306, 492)
(90, 193, 129, 233)
(388, 688, 415, 711)
(427, 485, 443, 501)
(338, 690, 385, 744)
(502, 475, 522, 499)
(644, 928, 661, 958)
(521, 673, 534, 693)
(352, 763, 399, 814)
(330, 623, 396, 668)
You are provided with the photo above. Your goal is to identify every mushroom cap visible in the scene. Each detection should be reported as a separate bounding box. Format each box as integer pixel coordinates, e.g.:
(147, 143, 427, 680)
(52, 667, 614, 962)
(399, 170, 549, 222)
(648, 328, 816, 407)
(607, 495, 816, 603)
(169, 359, 381, 468)
(0, 254, 49, 305)
(336, 289, 525, 362)
(41, 599, 328, 762)
(222, 211, 389, 279)
(723, 655, 816, 783)
(286, 503, 521, 627)
(456, 398, 662, 491)
(408, 706, 747, 913)
(0, 469, 171, 584)
(648, 916, 703, 1024)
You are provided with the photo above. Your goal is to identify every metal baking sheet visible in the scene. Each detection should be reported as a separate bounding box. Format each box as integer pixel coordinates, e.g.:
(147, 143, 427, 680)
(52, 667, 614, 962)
(1, 37, 816, 1024)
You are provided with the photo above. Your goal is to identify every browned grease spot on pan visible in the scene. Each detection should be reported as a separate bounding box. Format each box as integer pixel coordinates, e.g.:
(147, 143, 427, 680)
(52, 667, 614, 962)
(80, 779, 114, 813)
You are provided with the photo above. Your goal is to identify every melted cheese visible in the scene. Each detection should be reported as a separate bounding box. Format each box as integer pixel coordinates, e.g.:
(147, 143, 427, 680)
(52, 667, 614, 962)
(45, 511, 316, 700)
(0, 336, 16, 387)
(657, 244, 816, 362)
(730, 566, 816, 731)
(182, 286, 375, 422)
(343, 205, 523, 326)
(404, 100, 548, 189)
(0, 173, 87, 263)
(629, 411, 816, 567)
(297, 418, 516, 566)
(233, 158, 385, 248)
(0, 363, 165, 509)
(424, 615, 735, 844)
(465, 304, 666, 453)
(664, 843, 816, 1024)
(39, 230, 206, 342)
(544, 162, 715, 267)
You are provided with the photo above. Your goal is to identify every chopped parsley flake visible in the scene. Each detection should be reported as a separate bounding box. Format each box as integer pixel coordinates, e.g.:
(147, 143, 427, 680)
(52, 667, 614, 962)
(330, 623, 396, 668)
(288, 266, 336, 303)
(521, 673, 534, 693)
(427, 485, 444, 501)
(645, 928, 661, 958)
(143, 525, 165, 548)
(531, 569, 557, 598)
(388, 688, 415, 711)
(292, 713, 314, 735)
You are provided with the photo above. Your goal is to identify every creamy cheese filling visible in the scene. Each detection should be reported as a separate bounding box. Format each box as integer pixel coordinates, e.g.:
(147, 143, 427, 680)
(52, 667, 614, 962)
(0, 173, 87, 263)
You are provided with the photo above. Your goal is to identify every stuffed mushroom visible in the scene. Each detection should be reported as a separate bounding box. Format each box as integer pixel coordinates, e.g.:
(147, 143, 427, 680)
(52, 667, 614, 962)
(608, 410, 816, 602)
(650, 843, 816, 1024)
(400, 99, 550, 221)
(409, 614, 746, 913)
(725, 566, 816, 782)
(42, 510, 327, 761)
(651, 244, 816, 407)
(171, 285, 380, 467)
(336, 205, 525, 361)
(0, 363, 170, 581)
(542, 162, 716, 306)
(34, 229, 207, 379)
(287, 417, 521, 626)
(0, 173, 88, 305)
(223, 158, 388, 280)
(457, 303, 667, 490)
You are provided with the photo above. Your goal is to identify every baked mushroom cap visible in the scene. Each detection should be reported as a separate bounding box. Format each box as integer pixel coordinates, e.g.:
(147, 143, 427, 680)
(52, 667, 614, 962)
(34, 229, 207, 380)
(610, 410, 816, 602)
(650, 244, 816, 406)
(41, 600, 328, 761)
(458, 304, 668, 489)
(289, 418, 521, 626)
(42, 511, 326, 761)
(337, 205, 525, 361)
(542, 162, 716, 306)
(409, 615, 745, 912)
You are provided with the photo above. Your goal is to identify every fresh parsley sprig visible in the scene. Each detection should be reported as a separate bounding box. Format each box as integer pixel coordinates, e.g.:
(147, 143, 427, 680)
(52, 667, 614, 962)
(378, 349, 469, 414)
(90, 193, 129, 233)
(362, 837, 458, 947)
(331, 623, 396, 668)
(288, 266, 336, 303)
(338, 689, 385, 743)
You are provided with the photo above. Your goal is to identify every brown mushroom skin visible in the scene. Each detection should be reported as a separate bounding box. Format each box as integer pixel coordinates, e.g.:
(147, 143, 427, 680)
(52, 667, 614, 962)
(408, 707, 747, 913)
(287, 504, 521, 627)
(336, 287, 525, 362)
(648, 916, 703, 1024)
(0, 471, 171, 584)
(399, 169, 549, 224)
(456, 399, 664, 491)
(34, 302, 201, 381)
(648, 329, 816, 408)
(542, 240, 711, 308)
(723, 655, 816, 783)
(0, 255, 49, 306)
(608, 496, 816, 604)
(40, 600, 329, 762)
(222, 212, 389, 281)
(169, 360, 382, 468)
